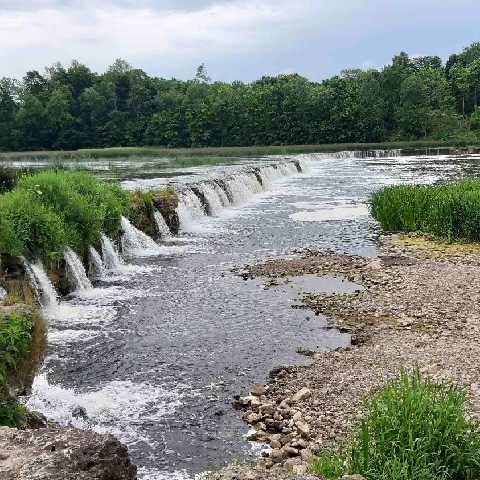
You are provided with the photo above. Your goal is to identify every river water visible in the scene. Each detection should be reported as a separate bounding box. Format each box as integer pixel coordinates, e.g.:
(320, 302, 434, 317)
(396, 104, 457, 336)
(9, 151, 480, 479)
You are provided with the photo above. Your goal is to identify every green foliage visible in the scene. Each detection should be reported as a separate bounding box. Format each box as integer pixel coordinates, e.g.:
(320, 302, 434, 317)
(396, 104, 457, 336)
(2, 44, 480, 151)
(0, 400, 29, 428)
(0, 170, 127, 260)
(371, 178, 480, 241)
(312, 369, 480, 480)
(0, 311, 33, 386)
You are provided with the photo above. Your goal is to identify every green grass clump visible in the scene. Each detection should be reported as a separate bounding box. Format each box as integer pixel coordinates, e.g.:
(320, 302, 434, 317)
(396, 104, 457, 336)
(371, 179, 480, 241)
(0, 170, 128, 261)
(312, 369, 480, 480)
(0, 310, 33, 386)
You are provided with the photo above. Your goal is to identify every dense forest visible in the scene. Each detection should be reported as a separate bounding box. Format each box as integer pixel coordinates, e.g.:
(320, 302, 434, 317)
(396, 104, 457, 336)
(2, 42, 480, 151)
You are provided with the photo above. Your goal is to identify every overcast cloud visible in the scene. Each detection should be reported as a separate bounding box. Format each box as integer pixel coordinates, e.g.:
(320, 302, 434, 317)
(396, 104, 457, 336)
(0, 0, 479, 82)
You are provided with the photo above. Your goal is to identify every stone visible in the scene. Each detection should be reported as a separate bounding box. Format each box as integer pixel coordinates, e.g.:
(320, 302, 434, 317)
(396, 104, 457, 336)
(427, 364, 439, 375)
(251, 384, 267, 397)
(260, 404, 275, 415)
(269, 439, 281, 449)
(244, 412, 261, 424)
(292, 411, 302, 422)
(292, 387, 312, 402)
(283, 445, 299, 457)
(296, 421, 310, 439)
(293, 464, 308, 475)
(271, 448, 288, 463)
(284, 457, 303, 470)
(0, 426, 136, 480)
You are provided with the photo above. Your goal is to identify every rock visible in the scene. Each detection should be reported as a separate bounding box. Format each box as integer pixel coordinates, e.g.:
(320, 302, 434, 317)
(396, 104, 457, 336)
(0, 287, 6, 300)
(0, 425, 136, 480)
(244, 412, 261, 424)
(260, 404, 275, 416)
(296, 346, 315, 357)
(339, 476, 365, 480)
(296, 421, 310, 439)
(251, 383, 267, 397)
(270, 439, 281, 449)
(293, 464, 308, 475)
(367, 259, 382, 270)
(283, 445, 299, 457)
(247, 431, 269, 442)
(292, 388, 312, 402)
(292, 411, 302, 422)
(284, 457, 303, 469)
(271, 448, 288, 463)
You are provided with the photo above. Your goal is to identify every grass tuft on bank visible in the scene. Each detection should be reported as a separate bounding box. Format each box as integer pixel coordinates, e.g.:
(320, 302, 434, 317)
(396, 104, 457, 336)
(371, 179, 480, 241)
(0, 170, 128, 262)
(312, 369, 480, 480)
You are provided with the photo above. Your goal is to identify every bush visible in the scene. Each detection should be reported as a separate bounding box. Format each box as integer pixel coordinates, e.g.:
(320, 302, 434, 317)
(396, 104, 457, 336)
(371, 179, 480, 241)
(312, 369, 480, 480)
(0, 170, 127, 261)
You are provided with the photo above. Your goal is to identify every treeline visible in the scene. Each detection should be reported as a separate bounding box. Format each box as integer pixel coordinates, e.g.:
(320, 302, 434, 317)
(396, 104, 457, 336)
(2, 43, 480, 151)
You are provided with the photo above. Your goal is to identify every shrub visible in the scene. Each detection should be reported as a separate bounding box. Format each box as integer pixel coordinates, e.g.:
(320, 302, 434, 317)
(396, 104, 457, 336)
(312, 369, 480, 480)
(371, 179, 480, 241)
(0, 170, 127, 261)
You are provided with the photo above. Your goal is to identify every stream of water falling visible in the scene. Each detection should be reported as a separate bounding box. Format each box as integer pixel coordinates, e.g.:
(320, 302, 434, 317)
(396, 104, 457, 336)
(18, 153, 480, 480)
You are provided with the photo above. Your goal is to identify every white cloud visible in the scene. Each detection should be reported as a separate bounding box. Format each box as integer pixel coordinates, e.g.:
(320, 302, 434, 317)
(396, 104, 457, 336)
(0, 0, 363, 79)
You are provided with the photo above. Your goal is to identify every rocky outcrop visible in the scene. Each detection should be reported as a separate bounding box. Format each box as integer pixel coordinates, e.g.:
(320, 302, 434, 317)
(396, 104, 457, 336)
(0, 425, 137, 480)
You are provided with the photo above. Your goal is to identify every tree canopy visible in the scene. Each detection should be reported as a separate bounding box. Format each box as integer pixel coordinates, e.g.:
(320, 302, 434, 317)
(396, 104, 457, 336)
(2, 43, 480, 152)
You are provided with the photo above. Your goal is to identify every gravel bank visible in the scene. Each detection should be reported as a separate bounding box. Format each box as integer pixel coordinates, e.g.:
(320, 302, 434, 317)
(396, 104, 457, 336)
(211, 236, 480, 479)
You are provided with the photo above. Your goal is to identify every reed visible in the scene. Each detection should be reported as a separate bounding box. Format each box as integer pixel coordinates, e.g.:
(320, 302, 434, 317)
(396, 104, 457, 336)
(371, 179, 480, 241)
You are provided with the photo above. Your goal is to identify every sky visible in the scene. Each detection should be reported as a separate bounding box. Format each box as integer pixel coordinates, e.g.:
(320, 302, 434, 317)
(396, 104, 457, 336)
(1, 0, 480, 83)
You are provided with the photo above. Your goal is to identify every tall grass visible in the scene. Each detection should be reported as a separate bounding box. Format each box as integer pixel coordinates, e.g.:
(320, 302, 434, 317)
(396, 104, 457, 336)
(312, 369, 480, 480)
(0, 170, 128, 261)
(371, 179, 480, 241)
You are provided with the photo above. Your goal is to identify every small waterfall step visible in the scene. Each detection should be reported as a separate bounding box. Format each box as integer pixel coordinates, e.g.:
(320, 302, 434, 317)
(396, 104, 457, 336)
(88, 247, 105, 279)
(64, 247, 93, 292)
(120, 216, 159, 255)
(153, 211, 171, 238)
(101, 235, 124, 271)
(22, 258, 58, 308)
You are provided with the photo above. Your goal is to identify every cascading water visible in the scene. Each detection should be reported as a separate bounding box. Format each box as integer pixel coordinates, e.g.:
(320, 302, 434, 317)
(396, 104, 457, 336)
(120, 216, 159, 255)
(175, 160, 304, 231)
(64, 247, 93, 292)
(153, 211, 171, 238)
(88, 246, 105, 279)
(22, 258, 58, 308)
(100, 234, 123, 271)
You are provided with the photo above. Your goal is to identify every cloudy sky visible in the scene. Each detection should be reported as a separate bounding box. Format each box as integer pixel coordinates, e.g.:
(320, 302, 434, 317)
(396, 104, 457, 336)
(1, 0, 479, 82)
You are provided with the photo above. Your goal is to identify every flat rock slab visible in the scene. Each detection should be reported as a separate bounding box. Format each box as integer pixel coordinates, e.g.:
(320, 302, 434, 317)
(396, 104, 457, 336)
(0, 426, 136, 480)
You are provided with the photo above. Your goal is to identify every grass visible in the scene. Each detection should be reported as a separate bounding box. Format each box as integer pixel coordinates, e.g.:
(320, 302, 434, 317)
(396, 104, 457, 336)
(371, 179, 480, 242)
(2, 140, 480, 163)
(0, 170, 128, 262)
(312, 369, 480, 480)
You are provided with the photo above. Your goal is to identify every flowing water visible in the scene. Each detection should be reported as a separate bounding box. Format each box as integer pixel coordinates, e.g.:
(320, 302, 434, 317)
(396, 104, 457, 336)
(13, 152, 480, 480)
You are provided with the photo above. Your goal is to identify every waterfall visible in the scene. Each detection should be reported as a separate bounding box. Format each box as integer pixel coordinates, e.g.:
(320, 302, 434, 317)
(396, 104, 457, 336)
(100, 235, 123, 271)
(176, 159, 304, 231)
(64, 247, 93, 292)
(120, 216, 159, 255)
(23, 258, 58, 308)
(153, 211, 171, 238)
(88, 246, 105, 279)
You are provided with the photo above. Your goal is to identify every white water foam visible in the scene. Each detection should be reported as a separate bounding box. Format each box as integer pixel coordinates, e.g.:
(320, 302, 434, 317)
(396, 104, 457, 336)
(121, 216, 164, 256)
(64, 247, 92, 291)
(23, 258, 58, 308)
(154, 211, 172, 238)
(26, 374, 185, 446)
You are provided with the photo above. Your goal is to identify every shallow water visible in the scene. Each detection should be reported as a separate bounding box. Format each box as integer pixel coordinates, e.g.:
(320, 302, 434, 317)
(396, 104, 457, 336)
(22, 152, 480, 479)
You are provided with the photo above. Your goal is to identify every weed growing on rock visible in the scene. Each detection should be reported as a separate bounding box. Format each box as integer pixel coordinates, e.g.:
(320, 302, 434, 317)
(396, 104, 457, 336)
(312, 369, 480, 479)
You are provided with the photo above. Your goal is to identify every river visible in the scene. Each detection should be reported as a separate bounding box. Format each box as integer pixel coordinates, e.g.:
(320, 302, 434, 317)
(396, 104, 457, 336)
(7, 151, 480, 479)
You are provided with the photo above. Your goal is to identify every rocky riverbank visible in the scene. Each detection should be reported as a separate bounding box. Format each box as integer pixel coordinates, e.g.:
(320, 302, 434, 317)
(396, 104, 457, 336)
(213, 235, 480, 479)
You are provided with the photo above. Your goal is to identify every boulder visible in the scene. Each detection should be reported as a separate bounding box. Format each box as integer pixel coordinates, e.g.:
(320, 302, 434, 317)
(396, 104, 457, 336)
(0, 425, 137, 480)
(251, 384, 267, 397)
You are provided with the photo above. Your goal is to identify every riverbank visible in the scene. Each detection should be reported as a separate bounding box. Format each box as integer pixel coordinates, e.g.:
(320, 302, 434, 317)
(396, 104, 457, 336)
(3, 140, 480, 163)
(218, 235, 480, 478)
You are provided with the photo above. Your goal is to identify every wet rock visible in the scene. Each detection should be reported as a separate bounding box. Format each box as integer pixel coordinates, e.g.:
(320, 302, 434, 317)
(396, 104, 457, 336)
(271, 448, 288, 463)
(292, 388, 312, 402)
(251, 383, 267, 397)
(244, 412, 262, 424)
(0, 425, 136, 479)
(72, 406, 88, 420)
(296, 346, 315, 357)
